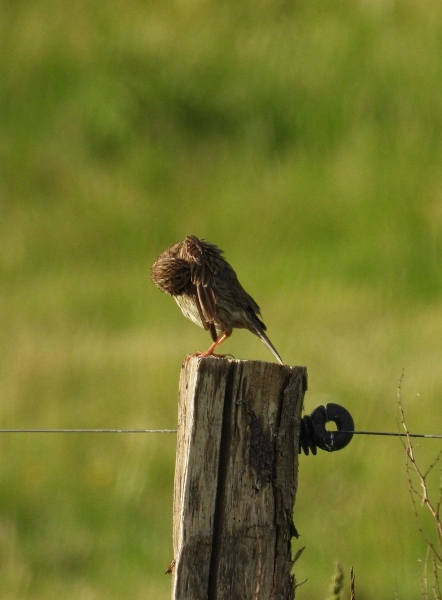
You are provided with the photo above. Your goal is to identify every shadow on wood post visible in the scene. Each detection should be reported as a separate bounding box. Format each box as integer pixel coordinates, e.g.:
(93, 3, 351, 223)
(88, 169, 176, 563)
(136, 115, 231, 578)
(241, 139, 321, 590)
(172, 357, 307, 600)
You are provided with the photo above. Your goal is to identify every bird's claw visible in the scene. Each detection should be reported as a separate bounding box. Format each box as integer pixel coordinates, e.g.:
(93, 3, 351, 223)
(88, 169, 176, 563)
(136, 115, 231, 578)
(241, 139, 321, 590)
(185, 351, 234, 361)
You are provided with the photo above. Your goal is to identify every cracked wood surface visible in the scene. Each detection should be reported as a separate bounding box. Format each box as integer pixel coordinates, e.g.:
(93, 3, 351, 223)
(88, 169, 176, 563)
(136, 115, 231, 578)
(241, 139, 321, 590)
(172, 357, 307, 600)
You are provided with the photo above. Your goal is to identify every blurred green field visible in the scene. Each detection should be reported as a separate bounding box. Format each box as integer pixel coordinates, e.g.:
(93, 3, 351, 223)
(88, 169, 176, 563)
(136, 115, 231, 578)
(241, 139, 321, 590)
(1, 0, 442, 598)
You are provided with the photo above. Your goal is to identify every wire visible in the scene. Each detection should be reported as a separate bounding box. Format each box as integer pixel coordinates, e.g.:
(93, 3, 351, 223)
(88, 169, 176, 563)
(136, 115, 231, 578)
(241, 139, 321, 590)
(0, 428, 439, 438)
(0, 428, 177, 433)
(342, 430, 442, 440)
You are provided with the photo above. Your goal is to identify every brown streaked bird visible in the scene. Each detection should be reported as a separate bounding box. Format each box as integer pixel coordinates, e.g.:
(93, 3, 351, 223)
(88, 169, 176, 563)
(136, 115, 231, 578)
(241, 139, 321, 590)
(151, 235, 284, 364)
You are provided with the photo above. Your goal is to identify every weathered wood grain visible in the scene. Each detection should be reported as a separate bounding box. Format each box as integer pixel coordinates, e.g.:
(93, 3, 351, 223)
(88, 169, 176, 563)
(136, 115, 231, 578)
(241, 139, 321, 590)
(172, 357, 307, 600)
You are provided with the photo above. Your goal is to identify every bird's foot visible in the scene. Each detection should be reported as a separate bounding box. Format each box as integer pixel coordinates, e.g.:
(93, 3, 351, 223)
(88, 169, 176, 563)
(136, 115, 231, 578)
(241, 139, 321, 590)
(185, 351, 234, 361)
(185, 333, 234, 361)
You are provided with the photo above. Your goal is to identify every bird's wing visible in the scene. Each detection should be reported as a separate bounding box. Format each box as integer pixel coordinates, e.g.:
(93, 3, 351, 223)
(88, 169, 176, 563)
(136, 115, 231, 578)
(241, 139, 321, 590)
(244, 290, 262, 318)
(243, 291, 284, 365)
(182, 237, 217, 326)
(246, 305, 284, 365)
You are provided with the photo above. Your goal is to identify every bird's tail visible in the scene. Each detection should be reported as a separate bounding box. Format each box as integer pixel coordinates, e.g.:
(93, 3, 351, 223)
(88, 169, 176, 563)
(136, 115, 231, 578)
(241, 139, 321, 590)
(253, 322, 284, 365)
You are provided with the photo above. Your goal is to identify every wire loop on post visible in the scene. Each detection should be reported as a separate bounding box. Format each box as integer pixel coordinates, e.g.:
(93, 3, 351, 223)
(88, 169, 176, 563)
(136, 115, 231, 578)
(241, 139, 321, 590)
(299, 403, 355, 455)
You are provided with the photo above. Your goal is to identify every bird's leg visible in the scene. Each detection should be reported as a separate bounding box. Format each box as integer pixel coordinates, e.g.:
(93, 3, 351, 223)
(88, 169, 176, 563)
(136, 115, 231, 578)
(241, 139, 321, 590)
(201, 331, 231, 357)
(187, 331, 232, 360)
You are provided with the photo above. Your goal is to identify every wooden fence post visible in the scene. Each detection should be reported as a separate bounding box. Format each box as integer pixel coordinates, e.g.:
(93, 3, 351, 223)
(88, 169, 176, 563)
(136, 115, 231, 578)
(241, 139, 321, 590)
(171, 357, 307, 600)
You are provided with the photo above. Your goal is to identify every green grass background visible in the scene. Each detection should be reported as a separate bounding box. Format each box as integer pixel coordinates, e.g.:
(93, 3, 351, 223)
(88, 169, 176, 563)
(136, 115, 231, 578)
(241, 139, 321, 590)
(1, 0, 442, 597)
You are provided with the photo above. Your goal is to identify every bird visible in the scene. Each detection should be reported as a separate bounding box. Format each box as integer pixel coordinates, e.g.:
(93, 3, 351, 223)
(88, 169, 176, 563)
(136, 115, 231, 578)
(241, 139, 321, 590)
(151, 235, 284, 364)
